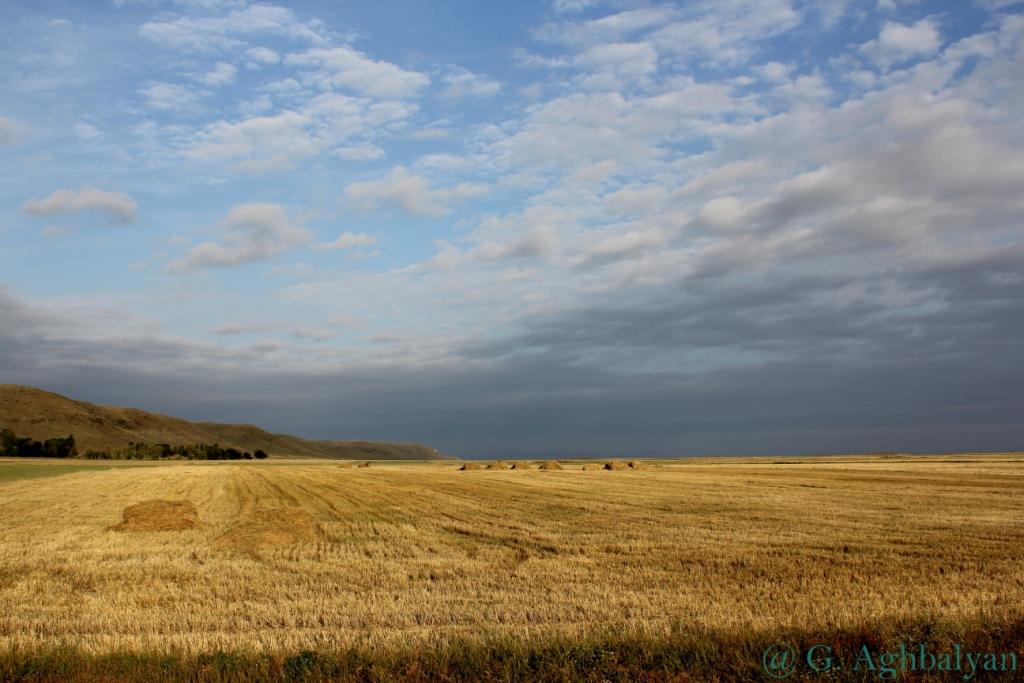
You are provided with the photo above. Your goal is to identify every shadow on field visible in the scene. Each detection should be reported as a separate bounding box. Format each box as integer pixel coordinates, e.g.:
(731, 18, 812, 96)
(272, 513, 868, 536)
(2, 614, 1022, 682)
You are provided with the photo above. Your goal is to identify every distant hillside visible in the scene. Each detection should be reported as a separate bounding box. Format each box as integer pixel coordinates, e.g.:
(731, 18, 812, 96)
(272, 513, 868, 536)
(0, 384, 451, 460)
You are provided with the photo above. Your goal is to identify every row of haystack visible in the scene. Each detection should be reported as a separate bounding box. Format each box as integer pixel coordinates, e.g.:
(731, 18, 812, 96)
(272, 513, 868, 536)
(460, 460, 647, 471)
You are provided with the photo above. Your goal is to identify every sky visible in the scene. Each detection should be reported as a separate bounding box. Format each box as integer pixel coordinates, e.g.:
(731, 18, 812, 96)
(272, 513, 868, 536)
(1, 0, 1023, 458)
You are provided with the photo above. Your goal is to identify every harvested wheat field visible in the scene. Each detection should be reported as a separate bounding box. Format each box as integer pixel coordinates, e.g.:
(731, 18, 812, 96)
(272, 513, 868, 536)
(2, 455, 1024, 680)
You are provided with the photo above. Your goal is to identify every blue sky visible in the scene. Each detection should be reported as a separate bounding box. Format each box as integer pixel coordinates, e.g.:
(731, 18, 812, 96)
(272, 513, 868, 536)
(2, 0, 1023, 457)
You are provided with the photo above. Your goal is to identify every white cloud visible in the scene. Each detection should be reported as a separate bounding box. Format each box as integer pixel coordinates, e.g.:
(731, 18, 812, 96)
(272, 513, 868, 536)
(73, 122, 102, 140)
(316, 231, 377, 251)
(539, 7, 678, 45)
(139, 81, 202, 110)
(0, 117, 27, 145)
(286, 46, 429, 99)
(409, 127, 449, 140)
(695, 196, 746, 229)
(245, 46, 280, 64)
(552, 0, 600, 13)
(139, 4, 329, 52)
(861, 19, 942, 66)
(335, 143, 385, 160)
(22, 186, 138, 224)
(577, 41, 658, 77)
(196, 61, 237, 86)
(345, 166, 488, 217)
(577, 228, 666, 266)
(167, 203, 313, 272)
(439, 68, 501, 99)
(183, 110, 317, 171)
(649, 1, 800, 65)
(602, 185, 667, 215)
(756, 60, 793, 82)
(293, 327, 334, 341)
(180, 90, 414, 171)
(41, 225, 71, 238)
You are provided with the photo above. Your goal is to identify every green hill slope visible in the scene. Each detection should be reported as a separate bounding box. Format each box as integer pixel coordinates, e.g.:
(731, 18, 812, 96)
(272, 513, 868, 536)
(0, 384, 450, 460)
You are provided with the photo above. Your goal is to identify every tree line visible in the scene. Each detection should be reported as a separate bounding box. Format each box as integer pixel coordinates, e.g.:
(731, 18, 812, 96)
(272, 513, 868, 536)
(0, 427, 77, 458)
(84, 442, 268, 460)
(0, 426, 268, 460)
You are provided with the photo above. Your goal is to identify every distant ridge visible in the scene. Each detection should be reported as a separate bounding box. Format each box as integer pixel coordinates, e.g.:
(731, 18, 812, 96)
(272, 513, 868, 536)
(0, 384, 451, 460)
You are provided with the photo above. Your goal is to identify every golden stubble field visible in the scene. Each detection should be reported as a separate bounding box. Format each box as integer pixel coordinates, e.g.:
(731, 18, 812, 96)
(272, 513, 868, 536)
(1, 455, 1023, 658)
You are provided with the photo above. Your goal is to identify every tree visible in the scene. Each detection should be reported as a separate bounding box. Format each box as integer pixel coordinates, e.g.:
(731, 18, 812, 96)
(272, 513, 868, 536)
(254, 449, 268, 460)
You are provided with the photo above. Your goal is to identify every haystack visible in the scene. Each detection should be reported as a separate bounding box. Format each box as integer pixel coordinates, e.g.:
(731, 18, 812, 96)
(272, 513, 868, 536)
(509, 461, 531, 470)
(460, 462, 482, 471)
(581, 463, 601, 471)
(603, 461, 628, 471)
(628, 460, 648, 470)
(486, 461, 509, 470)
(357, 462, 372, 468)
(111, 500, 200, 532)
(537, 460, 563, 471)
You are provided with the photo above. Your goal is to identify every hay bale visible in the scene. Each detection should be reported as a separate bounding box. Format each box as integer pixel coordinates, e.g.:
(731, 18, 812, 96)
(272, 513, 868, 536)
(509, 461, 531, 470)
(485, 461, 508, 470)
(460, 462, 482, 471)
(603, 461, 628, 471)
(628, 460, 648, 470)
(111, 500, 200, 532)
(357, 462, 372, 468)
(581, 463, 601, 471)
(537, 460, 563, 471)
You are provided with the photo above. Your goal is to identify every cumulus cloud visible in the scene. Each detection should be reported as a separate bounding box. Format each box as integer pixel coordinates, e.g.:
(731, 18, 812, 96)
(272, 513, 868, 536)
(439, 68, 501, 99)
(167, 203, 313, 272)
(183, 94, 414, 171)
(345, 166, 488, 217)
(6, 0, 1024, 458)
(861, 19, 942, 66)
(139, 81, 201, 110)
(139, 4, 329, 52)
(316, 231, 377, 251)
(196, 61, 237, 86)
(245, 46, 280, 64)
(335, 143, 385, 160)
(577, 41, 658, 77)
(285, 46, 429, 99)
(183, 111, 316, 170)
(22, 187, 138, 224)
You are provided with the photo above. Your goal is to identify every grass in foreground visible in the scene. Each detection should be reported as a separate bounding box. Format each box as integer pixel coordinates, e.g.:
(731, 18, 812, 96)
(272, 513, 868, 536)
(4, 615, 1023, 681)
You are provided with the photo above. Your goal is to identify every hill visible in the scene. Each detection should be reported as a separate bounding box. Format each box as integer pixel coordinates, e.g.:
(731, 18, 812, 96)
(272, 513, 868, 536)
(0, 384, 450, 460)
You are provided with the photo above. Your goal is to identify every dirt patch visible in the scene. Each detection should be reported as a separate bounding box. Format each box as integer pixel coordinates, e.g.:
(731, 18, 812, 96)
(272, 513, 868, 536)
(486, 461, 508, 470)
(111, 500, 200, 532)
(581, 463, 602, 471)
(215, 506, 321, 552)
(604, 461, 628, 471)
(509, 461, 531, 470)
(460, 462, 482, 471)
(537, 461, 563, 471)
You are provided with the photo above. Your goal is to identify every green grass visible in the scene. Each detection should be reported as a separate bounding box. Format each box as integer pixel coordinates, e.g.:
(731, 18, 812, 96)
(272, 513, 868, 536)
(0, 460, 155, 484)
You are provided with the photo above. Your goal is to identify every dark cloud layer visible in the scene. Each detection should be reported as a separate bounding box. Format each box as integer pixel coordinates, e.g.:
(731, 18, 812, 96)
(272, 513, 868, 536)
(3, 263, 1021, 458)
